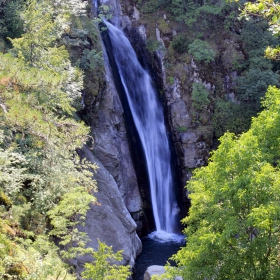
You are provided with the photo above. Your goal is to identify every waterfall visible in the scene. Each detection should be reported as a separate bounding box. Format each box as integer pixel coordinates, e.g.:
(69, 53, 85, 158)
(103, 21, 180, 239)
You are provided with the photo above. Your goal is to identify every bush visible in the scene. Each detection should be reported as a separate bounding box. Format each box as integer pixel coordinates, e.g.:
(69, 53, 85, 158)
(171, 35, 188, 53)
(212, 100, 255, 138)
(236, 68, 279, 110)
(188, 39, 216, 63)
(82, 240, 131, 280)
(191, 82, 210, 110)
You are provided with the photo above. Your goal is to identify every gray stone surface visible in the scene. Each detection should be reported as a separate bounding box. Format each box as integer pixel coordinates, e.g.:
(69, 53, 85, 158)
(143, 265, 165, 280)
(92, 41, 143, 216)
(73, 145, 142, 273)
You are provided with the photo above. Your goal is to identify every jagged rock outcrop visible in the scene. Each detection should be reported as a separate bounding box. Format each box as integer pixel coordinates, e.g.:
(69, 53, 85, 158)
(164, 63, 213, 183)
(73, 145, 142, 274)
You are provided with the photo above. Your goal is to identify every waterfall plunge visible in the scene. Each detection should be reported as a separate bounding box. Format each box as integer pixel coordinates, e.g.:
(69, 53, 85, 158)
(104, 21, 181, 241)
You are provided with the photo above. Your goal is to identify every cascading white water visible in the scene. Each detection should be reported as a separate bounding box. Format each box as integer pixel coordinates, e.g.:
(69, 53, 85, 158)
(104, 20, 180, 239)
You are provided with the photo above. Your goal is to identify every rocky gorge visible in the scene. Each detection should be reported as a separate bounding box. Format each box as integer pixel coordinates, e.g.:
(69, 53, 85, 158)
(64, 0, 280, 274)
(1, 0, 279, 278)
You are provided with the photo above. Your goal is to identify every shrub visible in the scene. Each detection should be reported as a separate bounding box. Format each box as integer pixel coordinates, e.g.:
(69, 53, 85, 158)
(188, 39, 216, 63)
(191, 82, 210, 110)
(212, 100, 255, 138)
(172, 35, 188, 53)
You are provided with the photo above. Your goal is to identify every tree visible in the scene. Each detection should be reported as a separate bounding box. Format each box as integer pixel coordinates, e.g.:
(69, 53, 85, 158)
(191, 82, 210, 110)
(156, 86, 280, 279)
(212, 100, 254, 138)
(241, 0, 280, 59)
(82, 240, 131, 280)
(10, 0, 84, 109)
(0, 0, 24, 40)
(0, 0, 97, 277)
(188, 39, 216, 63)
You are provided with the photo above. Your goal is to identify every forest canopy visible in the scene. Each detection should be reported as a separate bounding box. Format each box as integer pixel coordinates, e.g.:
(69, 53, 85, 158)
(157, 86, 280, 279)
(0, 0, 99, 278)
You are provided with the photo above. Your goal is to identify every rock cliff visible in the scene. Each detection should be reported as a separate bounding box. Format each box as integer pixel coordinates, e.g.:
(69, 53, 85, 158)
(74, 0, 272, 266)
(73, 146, 142, 274)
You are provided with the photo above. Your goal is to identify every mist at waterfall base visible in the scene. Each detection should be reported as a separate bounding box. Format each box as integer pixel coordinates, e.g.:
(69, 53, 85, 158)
(103, 20, 183, 242)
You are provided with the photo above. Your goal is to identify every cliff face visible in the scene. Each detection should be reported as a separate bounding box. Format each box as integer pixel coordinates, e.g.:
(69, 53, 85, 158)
(88, 40, 144, 228)
(74, 0, 147, 235)
(71, 1, 212, 242)
(73, 146, 142, 273)
(66, 0, 279, 272)
(90, 0, 247, 186)
(64, 4, 145, 269)
(90, 0, 214, 197)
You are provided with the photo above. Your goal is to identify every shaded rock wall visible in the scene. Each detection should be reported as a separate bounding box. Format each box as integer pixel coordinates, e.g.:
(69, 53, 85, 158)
(91, 41, 142, 215)
(73, 145, 142, 274)
(80, 2, 146, 234)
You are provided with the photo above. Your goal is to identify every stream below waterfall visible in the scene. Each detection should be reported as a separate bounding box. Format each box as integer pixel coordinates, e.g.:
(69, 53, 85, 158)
(133, 237, 185, 280)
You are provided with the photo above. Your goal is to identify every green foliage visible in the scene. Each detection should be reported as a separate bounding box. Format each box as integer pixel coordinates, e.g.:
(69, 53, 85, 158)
(82, 240, 131, 280)
(9, 0, 84, 110)
(171, 35, 188, 54)
(235, 19, 280, 111)
(191, 82, 210, 110)
(170, 0, 199, 25)
(161, 86, 280, 279)
(0, 219, 76, 279)
(236, 68, 279, 110)
(170, 0, 230, 27)
(0, 0, 100, 277)
(240, 19, 276, 53)
(0, 0, 24, 40)
(97, 4, 113, 21)
(146, 38, 165, 52)
(188, 39, 216, 63)
(212, 100, 255, 138)
(81, 49, 103, 71)
(48, 186, 96, 259)
(0, 53, 75, 115)
(166, 76, 175, 85)
(176, 126, 188, 132)
(139, 0, 162, 14)
(241, 0, 280, 40)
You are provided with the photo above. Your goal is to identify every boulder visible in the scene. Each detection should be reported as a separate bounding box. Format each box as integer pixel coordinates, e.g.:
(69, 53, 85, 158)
(143, 265, 165, 280)
(143, 265, 183, 280)
(73, 145, 142, 274)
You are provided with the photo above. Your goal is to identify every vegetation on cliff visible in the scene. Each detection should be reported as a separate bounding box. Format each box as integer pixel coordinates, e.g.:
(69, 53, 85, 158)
(135, 0, 280, 139)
